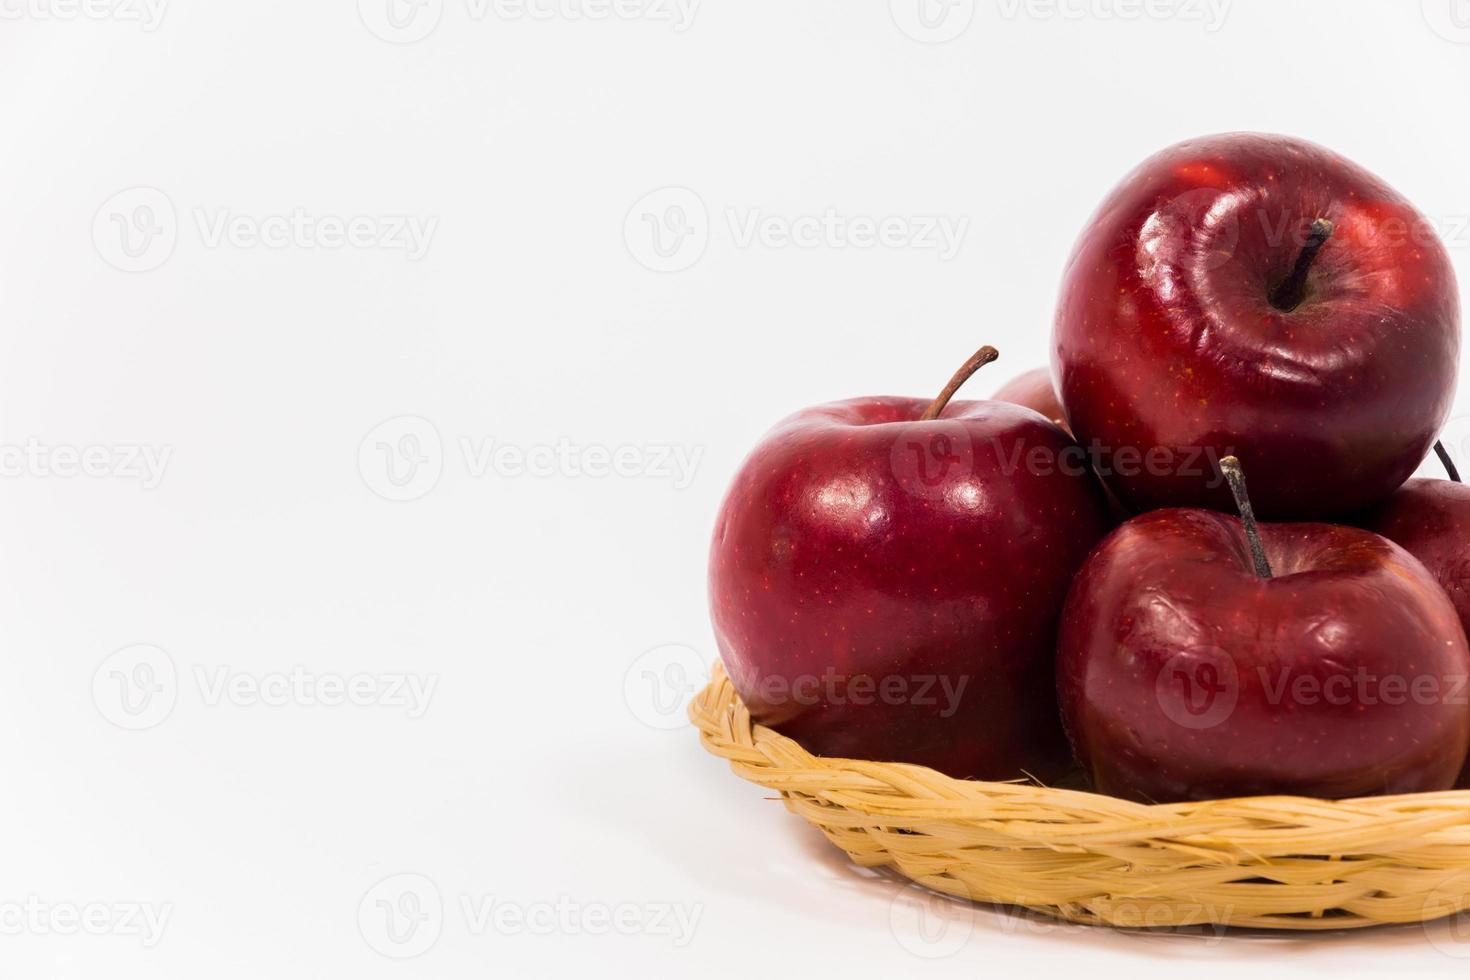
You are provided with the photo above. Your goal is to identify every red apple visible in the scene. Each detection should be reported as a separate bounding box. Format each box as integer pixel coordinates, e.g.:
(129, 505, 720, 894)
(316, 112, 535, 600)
(995, 365, 1140, 523)
(709, 348, 1111, 781)
(1053, 133, 1460, 519)
(1361, 449, 1470, 656)
(993, 367, 1069, 434)
(1360, 451, 1470, 788)
(1058, 458, 1470, 802)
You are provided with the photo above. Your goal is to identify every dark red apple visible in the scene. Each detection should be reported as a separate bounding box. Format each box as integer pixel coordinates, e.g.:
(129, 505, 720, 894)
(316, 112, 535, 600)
(709, 348, 1111, 781)
(1364, 479, 1470, 621)
(1058, 459, 1470, 803)
(1361, 449, 1470, 657)
(1053, 133, 1460, 519)
(995, 365, 1140, 523)
(993, 367, 1069, 434)
(1360, 451, 1470, 788)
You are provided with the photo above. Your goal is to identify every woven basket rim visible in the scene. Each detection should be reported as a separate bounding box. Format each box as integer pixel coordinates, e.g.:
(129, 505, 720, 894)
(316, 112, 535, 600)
(691, 661, 1470, 932)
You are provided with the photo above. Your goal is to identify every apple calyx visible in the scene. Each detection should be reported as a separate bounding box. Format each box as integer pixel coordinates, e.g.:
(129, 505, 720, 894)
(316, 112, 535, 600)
(1435, 441, 1463, 484)
(919, 346, 1000, 421)
(1219, 455, 1274, 579)
(1269, 217, 1335, 313)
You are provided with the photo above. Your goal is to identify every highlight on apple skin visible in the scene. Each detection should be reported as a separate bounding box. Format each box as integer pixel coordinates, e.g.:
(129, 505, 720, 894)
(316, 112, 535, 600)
(704, 132, 1470, 809)
(1056, 508, 1470, 803)
(708, 351, 1112, 782)
(1053, 132, 1460, 520)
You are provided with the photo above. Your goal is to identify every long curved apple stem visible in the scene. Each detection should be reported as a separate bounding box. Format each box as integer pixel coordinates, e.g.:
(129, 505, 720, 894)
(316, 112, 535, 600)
(919, 346, 1000, 421)
(1219, 456, 1273, 580)
(1270, 217, 1335, 313)
(1436, 441, 1462, 483)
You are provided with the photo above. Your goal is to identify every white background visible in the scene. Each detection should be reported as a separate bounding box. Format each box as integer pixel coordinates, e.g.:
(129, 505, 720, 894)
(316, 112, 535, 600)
(4, 0, 1470, 975)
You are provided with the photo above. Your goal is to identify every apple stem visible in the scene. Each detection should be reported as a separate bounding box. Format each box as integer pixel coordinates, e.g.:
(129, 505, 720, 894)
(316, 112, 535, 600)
(919, 346, 1000, 421)
(1219, 455, 1273, 580)
(1269, 218, 1335, 313)
(1436, 440, 1462, 483)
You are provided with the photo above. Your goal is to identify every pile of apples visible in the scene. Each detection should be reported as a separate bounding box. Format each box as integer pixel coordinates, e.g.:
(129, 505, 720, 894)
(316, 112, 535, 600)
(708, 133, 1470, 804)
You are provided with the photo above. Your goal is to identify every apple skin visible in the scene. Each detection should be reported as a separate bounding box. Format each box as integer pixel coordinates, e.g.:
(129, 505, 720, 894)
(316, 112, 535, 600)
(1057, 508, 1470, 802)
(709, 397, 1110, 781)
(1361, 479, 1470, 632)
(995, 366, 1139, 522)
(1359, 478, 1470, 788)
(993, 368, 1069, 434)
(1053, 133, 1459, 519)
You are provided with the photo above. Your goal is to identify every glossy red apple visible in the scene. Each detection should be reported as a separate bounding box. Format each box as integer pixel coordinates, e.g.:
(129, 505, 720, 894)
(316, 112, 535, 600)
(1058, 458, 1470, 803)
(994, 366, 1141, 523)
(1360, 449, 1470, 788)
(709, 348, 1111, 781)
(993, 367, 1069, 433)
(1053, 133, 1460, 519)
(1361, 447, 1470, 653)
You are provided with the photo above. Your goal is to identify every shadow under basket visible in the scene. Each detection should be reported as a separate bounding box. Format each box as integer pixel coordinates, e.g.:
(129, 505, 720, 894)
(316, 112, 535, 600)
(690, 663, 1470, 931)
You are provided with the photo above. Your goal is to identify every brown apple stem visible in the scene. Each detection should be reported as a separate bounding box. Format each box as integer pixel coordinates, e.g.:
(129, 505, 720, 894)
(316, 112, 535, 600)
(1435, 440, 1462, 483)
(919, 346, 1000, 421)
(1269, 218, 1334, 312)
(1219, 455, 1273, 580)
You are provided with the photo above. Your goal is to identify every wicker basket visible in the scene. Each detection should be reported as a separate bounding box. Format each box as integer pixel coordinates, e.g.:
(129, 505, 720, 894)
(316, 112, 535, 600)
(691, 663, 1470, 931)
